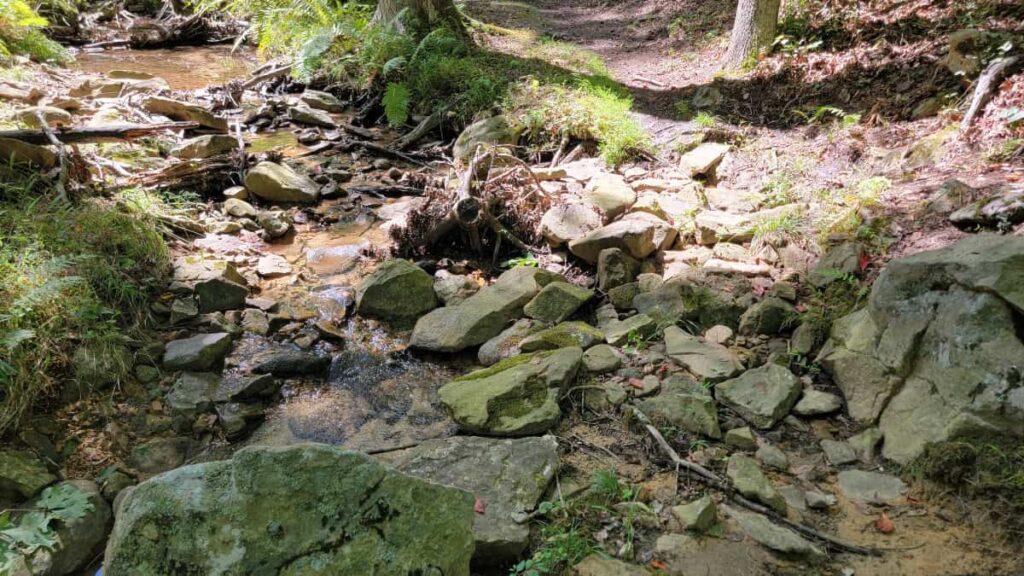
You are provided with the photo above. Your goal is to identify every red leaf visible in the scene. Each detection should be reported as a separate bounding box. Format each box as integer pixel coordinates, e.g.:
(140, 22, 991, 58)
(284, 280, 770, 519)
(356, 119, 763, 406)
(650, 559, 669, 570)
(875, 512, 894, 534)
(794, 303, 807, 313)
(858, 253, 871, 272)
(752, 285, 766, 297)
(474, 496, 486, 514)
(628, 378, 645, 390)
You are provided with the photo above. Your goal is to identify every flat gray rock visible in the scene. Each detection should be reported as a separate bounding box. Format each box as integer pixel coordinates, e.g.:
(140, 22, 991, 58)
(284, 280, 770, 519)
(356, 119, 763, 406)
(837, 470, 907, 503)
(664, 325, 743, 381)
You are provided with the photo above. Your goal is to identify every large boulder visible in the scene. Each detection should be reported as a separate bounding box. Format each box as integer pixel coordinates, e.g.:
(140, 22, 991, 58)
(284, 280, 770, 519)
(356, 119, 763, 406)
(104, 445, 475, 575)
(381, 435, 558, 563)
(171, 134, 238, 160)
(142, 97, 228, 132)
(540, 204, 602, 247)
(355, 259, 438, 323)
(438, 347, 582, 436)
(523, 282, 594, 323)
(162, 333, 232, 371)
(715, 364, 801, 429)
(569, 212, 678, 263)
(819, 235, 1024, 463)
(244, 161, 319, 204)
(411, 267, 564, 352)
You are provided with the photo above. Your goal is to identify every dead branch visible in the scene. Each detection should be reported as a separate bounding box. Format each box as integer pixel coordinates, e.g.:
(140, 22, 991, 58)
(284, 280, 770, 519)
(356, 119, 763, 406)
(35, 112, 69, 203)
(395, 108, 445, 150)
(241, 65, 293, 91)
(962, 55, 1023, 131)
(628, 406, 882, 557)
(0, 122, 198, 145)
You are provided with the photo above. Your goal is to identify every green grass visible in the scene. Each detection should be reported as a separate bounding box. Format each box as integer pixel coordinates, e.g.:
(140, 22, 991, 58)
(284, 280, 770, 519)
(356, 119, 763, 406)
(0, 0, 72, 64)
(0, 168, 169, 436)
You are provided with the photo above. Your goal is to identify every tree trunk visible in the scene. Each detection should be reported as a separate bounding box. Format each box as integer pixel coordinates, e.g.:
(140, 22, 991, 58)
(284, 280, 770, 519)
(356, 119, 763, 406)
(372, 0, 465, 37)
(725, 0, 781, 69)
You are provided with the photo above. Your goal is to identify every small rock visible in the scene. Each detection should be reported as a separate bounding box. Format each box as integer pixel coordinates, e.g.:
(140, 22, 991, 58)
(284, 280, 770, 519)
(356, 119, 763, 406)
(805, 490, 836, 510)
(672, 495, 717, 533)
(792, 389, 842, 416)
(725, 506, 824, 561)
(288, 103, 336, 128)
(679, 142, 730, 177)
(256, 254, 292, 278)
(571, 554, 649, 576)
(17, 106, 73, 128)
(523, 281, 594, 323)
(355, 259, 438, 324)
(453, 114, 521, 164)
(539, 204, 602, 247)
(172, 134, 237, 159)
(241, 308, 270, 335)
(300, 90, 344, 113)
(128, 437, 188, 475)
(755, 443, 790, 471)
(433, 271, 479, 306)
(245, 161, 319, 204)
(715, 363, 802, 429)
(251, 347, 330, 377)
(582, 172, 637, 221)
(704, 325, 733, 345)
(847, 428, 883, 462)
(596, 247, 640, 292)
(820, 440, 858, 466)
(582, 344, 621, 373)
(162, 333, 232, 371)
(727, 455, 786, 514)
(0, 449, 55, 501)
(478, 319, 542, 366)
(143, 96, 227, 131)
(664, 325, 743, 381)
(724, 427, 757, 450)
(520, 321, 604, 352)
(738, 297, 797, 336)
(223, 185, 248, 200)
(569, 212, 678, 264)
(166, 372, 219, 417)
(223, 198, 257, 218)
(837, 470, 907, 504)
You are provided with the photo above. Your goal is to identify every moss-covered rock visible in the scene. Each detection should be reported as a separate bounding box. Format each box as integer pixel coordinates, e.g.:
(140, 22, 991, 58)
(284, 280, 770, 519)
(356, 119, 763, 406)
(439, 347, 582, 436)
(355, 259, 438, 324)
(0, 449, 55, 503)
(519, 321, 604, 352)
(523, 282, 593, 323)
(104, 444, 475, 575)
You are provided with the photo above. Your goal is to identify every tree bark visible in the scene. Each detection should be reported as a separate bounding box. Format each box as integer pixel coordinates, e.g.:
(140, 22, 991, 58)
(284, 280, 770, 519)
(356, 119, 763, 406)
(372, 0, 465, 37)
(725, 0, 781, 69)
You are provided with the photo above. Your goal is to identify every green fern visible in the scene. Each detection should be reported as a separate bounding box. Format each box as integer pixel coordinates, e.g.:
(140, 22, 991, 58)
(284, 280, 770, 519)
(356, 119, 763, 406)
(382, 82, 411, 127)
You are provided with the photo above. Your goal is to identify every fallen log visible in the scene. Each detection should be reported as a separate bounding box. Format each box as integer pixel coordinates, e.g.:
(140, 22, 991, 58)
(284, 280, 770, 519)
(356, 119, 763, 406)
(962, 55, 1023, 130)
(241, 65, 293, 91)
(0, 122, 199, 145)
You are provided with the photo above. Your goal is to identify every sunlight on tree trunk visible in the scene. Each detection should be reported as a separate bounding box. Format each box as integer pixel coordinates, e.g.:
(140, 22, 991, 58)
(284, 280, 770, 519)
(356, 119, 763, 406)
(725, 0, 781, 69)
(372, 0, 466, 37)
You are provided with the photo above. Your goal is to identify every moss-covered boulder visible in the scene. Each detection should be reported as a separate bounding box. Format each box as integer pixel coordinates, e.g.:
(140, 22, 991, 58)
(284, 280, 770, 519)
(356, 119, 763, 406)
(438, 347, 582, 436)
(523, 282, 594, 323)
(355, 259, 438, 324)
(519, 321, 604, 352)
(0, 449, 55, 503)
(104, 444, 475, 576)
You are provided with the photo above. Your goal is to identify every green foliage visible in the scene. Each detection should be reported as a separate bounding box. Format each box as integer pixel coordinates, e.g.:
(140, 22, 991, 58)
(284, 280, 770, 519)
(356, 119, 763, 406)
(694, 111, 716, 129)
(382, 82, 411, 127)
(1, 484, 94, 571)
(794, 105, 860, 127)
(589, 468, 636, 504)
(674, 99, 692, 120)
(0, 169, 168, 434)
(510, 524, 599, 576)
(0, 0, 71, 64)
(502, 254, 540, 269)
(800, 267, 869, 336)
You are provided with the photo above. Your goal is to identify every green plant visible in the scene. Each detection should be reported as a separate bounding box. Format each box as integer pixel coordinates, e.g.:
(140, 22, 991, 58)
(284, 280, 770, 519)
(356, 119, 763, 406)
(750, 211, 802, 252)
(794, 105, 859, 128)
(0, 0, 71, 64)
(674, 99, 692, 120)
(694, 111, 716, 129)
(501, 254, 539, 268)
(511, 524, 599, 576)
(382, 82, 411, 127)
(1, 483, 94, 571)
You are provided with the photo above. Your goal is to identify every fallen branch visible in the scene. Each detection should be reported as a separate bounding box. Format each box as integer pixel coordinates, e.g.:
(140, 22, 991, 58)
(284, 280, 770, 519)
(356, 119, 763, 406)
(629, 406, 882, 557)
(35, 112, 69, 203)
(394, 108, 445, 150)
(348, 184, 423, 198)
(241, 65, 293, 91)
(961, 55, 1023, 131)
(0, 122, 198, 145)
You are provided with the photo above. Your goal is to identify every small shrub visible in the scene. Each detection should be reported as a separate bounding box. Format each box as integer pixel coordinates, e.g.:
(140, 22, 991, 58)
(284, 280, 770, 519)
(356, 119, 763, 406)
(0, 0, 71, 64)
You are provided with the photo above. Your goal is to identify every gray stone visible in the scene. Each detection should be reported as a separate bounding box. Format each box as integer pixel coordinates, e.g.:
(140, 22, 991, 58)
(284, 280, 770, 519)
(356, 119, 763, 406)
(724, 426, 757, 450)
(583, 344, 621, 374)
(18, 481, 111, 576)
(664, 325, 743, 381)
(519, 321, 603, 352)
(162, 333, 232, 371)
(819, 235, 1024, 462)
(214, 373, 279, 402)
(172, 256, 246, 286)
(356, 259, 438, 323)
(241, 308, 270, 335)
(523, 282, 593, 323)
(381, 435, 557, 563)
(166, 372, 219, 417)
(171, 134, 237, 159)
(607, 282, 639, 310)
(655, 532, 774, 575)
(540, 204, 602, 247)
(411, 267, 563, 352)
(434, 271, 479, 306)
(569, 212, 678, 263)
(715, 364, 802, 429)
(738, 297, 797, 336)
(16, 106, 72, 128)
(439, 347, 581, 436)
(636, 377, 721, 439)
(726, 455, 786, 514)
(300, 90, 344, 112)
(581, 173, 636, 221)
(244, 161, 319, 204)
(571, 554, 649, 576)
(755, 443, 789, 471)
(704, 324, 733, 344)
(848, 427, 883, 462)
(256, 254, 291, 278)
(597, 247, 641, 292)
(257, 211, 291, 237)
(0, 449, 55, 502)
(671, 495, 717, 533)
(805, 490, 836, 510)
(836, 470, 907, 504)
(820, 440, 858, 466)
(778, 485, 806, 513)
(0, 137, 57, 168)
(582, 381, 628, 411)
(809, 242, 862, 287)
(143, 97, 228, 131)
(453, 115, 520, 163)
(288, 103, 336, 128)
(600, 312, 656, 347)
(679, 142, 729, 177)
(195, 277, 248, 313)
(725, 506, 824, 562)
(104, 445, 475, 575)
(950, 185, 1024, 230)
(478, 319, 542, 366)
(251, 347, 330, 377)
(223, 198, 257, 218)
(792, 389, 842, 416)
(128, 437, 187, 476)
(789, 322, 819, 356)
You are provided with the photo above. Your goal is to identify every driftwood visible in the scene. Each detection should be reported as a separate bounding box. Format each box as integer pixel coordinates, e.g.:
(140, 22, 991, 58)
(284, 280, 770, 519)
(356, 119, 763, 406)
(962, 55, 1023, 130)
(628, 406, 882, 557)
(241, 65, 293, 91)
(133, 155, 237, 192)
(0, 122, 198, 145)
(348, 184, 423, 198)
(394, 108, 446, 150)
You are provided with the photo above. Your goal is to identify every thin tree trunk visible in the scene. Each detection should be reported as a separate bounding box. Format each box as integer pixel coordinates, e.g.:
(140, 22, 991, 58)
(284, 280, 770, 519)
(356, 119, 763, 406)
(725, 0, 781, 69)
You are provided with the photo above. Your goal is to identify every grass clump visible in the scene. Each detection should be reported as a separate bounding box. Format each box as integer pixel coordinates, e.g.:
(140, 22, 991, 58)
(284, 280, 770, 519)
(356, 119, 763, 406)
(0, 169, 169, 436)
(0, 0, 72, 64)
(906, 435, 1024, 538)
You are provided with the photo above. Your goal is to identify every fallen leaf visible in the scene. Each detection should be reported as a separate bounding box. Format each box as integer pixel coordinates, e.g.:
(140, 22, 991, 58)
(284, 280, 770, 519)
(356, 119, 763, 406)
(859, 253, 871, 271)
(628, 378, 645, 390)
(474, 496, 486, 514)
(795, 303, 807, 313)
(650, 559, 669, 570)
(875, 512, 894, 534)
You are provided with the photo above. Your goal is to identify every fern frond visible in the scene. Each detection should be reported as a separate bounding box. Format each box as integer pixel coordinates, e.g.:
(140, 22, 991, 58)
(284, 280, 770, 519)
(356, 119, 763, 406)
(383, 82, 411, 128)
